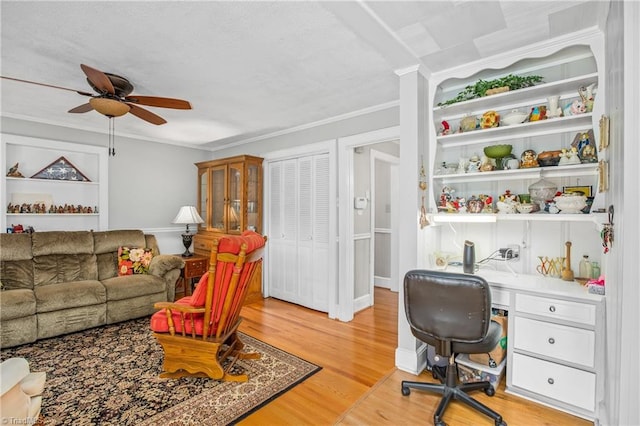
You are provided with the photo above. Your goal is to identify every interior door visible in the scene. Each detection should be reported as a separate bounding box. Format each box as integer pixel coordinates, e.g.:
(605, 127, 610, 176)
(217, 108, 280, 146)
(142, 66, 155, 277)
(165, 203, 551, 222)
(267, 153, 330, 312)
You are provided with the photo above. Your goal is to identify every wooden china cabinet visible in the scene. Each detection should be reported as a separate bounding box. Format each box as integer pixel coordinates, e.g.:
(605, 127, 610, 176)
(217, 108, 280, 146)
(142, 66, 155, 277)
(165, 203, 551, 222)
(192, 155, 264, 304)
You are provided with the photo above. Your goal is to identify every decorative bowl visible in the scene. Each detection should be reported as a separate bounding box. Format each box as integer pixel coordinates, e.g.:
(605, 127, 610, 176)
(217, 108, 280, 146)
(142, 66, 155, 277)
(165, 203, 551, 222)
(483, 144, 513, 159)
(516, 203, 535, 214)
(537, 150, 562, 167)
(529, 178, 558, 209)
(496, 201, 517, 214)
(554, 194, 587, 213)
(501, 110, 528, 126)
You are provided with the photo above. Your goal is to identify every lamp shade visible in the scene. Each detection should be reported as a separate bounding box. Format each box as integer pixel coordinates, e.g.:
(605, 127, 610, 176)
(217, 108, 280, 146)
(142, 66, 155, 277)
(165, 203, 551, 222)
(172, 206, 204, 225)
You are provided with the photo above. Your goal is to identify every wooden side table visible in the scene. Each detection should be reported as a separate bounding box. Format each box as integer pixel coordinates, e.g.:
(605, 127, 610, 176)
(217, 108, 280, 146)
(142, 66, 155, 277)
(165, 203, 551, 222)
(173, 254, 208, 301)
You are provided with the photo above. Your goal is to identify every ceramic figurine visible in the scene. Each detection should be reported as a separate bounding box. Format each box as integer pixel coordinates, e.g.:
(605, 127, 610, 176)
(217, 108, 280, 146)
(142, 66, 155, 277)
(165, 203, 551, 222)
(480, 195, 494, 213)
(481, 110, 500, 129)
(563, 99, 586, 116)
(6, 162, 24, 178)
(558, 147, 581, 165)
(460, 115, 477, 132)
(529, 105, 547, 121)
(467, 155, 481, 172)
(580, 142, 598, 163)
(579, 83, 596, 112)
(439, 120, 451, 136)
(520, 149, 539, 168)
(466, 196, 484, 213)
(480, 156, 495, 172)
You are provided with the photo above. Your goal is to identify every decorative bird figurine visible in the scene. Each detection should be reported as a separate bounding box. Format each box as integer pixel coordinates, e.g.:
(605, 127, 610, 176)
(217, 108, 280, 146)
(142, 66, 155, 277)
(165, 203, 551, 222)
(7, 162, 24, 177)
(529, 106, 547, 121)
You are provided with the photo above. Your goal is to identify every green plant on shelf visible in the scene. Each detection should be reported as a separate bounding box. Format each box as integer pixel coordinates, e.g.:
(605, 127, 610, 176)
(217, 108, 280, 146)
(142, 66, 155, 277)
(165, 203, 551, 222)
(438, 74, 544, 106)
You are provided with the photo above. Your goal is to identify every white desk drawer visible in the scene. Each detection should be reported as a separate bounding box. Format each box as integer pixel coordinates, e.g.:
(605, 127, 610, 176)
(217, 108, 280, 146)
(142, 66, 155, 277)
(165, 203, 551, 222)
(513, 317, 595, 367)
(515, 293, 596, 326)
(491, 288, 510, 308)
(511, 353, 595, 412)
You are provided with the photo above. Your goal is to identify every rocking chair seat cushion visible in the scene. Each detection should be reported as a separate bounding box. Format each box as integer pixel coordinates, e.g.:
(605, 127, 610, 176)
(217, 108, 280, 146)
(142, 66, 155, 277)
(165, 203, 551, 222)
(150, 307, 207, 335)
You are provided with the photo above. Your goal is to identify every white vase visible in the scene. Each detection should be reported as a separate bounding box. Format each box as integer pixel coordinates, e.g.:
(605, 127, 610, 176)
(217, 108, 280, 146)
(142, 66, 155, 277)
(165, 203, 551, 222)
(547, 95, 562, 118)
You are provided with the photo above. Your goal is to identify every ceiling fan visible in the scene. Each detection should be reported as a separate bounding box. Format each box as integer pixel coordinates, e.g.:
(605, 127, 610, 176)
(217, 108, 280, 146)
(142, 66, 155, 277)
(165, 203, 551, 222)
(2, 64, 192, 125)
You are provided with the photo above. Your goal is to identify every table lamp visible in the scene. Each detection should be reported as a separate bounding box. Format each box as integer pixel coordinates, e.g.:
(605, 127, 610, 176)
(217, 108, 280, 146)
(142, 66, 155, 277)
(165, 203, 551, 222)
(172, 206, 204, 257)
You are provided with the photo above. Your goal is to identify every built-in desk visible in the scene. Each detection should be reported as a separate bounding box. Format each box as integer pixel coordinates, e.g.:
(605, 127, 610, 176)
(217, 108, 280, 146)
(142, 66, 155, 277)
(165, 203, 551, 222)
(451, 266, 605, 423)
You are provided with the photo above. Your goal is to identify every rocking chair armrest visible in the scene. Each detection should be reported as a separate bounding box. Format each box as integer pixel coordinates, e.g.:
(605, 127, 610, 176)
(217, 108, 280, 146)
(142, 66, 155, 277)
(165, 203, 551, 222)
(153, 302, 206, 315)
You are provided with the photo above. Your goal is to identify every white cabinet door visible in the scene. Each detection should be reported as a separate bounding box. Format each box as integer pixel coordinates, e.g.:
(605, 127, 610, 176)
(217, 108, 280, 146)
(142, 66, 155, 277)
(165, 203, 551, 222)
(267, 154, 330, 312)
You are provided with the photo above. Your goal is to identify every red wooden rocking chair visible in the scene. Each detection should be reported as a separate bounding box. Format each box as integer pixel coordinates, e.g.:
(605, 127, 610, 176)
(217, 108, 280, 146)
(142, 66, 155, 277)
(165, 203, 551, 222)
(150, 231, 266, 382)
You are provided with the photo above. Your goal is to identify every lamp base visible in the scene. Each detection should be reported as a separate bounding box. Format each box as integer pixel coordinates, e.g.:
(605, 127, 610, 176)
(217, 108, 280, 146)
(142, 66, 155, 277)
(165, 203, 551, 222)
(181, 233, 194, 257)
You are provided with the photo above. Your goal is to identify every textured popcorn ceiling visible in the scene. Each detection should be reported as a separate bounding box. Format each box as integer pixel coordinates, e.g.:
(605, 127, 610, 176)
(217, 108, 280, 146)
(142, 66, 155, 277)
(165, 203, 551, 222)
(0, 1, 605, 149)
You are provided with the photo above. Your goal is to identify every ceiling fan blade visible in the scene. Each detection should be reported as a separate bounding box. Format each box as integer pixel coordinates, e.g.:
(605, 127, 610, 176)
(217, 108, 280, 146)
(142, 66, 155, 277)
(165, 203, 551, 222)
(68, 103, 94, 113)
(124, 95, 192, 110)
(1, 76, 93, 96)
(80, 64, 115, 95)
(127, 103, 167, 125)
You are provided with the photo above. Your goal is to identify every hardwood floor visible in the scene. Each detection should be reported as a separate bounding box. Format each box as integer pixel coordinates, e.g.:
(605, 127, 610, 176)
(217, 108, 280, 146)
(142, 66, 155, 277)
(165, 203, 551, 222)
(237, 287, 590, 426)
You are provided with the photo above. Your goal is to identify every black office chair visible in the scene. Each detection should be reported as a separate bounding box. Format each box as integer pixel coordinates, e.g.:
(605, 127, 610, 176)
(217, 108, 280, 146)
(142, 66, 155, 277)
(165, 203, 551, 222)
(401, 270, 506, 426)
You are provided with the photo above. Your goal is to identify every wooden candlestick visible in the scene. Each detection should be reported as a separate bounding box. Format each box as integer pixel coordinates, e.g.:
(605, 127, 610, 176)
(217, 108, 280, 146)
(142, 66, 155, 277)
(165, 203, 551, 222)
(562, 241, 575, 281)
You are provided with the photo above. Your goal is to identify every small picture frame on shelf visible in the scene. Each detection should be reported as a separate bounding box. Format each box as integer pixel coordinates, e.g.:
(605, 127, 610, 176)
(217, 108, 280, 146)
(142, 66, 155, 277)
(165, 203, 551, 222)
(563, 185, 592, 197)
(30, 156, 91, 182)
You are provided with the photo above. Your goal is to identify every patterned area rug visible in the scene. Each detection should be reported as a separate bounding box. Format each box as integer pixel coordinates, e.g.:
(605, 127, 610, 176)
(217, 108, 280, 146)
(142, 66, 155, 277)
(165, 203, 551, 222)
(1, 318, 321, 425)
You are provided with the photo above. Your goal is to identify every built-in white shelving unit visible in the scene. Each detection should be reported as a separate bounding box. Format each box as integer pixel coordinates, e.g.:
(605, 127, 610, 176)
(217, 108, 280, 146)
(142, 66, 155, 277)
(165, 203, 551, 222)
(1, 135, 108, 232)
(425, 30, 608, 422)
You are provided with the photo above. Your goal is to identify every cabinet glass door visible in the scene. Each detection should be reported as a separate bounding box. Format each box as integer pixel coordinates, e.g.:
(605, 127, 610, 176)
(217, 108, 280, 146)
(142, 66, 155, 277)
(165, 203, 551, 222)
(198, 168, 209, 229)
(210, 165, 226, 232)
(247, 163, 260, 232)
(227, 162, 243, 234)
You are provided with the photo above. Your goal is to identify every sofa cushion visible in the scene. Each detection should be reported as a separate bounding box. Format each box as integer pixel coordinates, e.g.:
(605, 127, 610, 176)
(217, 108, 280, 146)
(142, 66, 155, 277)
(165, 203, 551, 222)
(101, 274, 166, 301)
(0, 259, 34, 290)
(117, 246, 154, 276)
(93, 230, 147, 279)
(0, 289, 36, 320)
(33, 254, 98, 287)
(93, 230, 147, 254)
(34, 280, 106, 313)
(0, 233, 33, 261)
(0, 233, 34, 290)
(31, 231, 94, 256)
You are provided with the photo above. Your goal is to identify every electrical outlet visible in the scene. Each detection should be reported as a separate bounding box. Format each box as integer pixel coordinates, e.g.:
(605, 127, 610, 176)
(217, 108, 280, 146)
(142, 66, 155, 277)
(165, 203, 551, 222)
(499, 245, 520, 259)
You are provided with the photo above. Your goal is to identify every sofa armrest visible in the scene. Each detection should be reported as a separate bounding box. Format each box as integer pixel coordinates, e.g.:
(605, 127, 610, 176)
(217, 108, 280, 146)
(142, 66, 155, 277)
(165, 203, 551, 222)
(149, 255, 185, 301)
(149, 254, 185, 278)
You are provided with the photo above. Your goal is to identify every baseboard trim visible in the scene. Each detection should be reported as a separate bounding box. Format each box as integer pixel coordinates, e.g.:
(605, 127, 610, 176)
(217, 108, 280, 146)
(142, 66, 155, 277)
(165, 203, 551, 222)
(395, 344, 427, 375)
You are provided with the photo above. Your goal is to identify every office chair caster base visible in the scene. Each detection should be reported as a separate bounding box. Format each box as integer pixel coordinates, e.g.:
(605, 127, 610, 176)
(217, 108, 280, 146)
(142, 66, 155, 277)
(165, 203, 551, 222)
(485, 386, 496, 397)
(495, 419, 507, 426)
(401, 385, 410, 396)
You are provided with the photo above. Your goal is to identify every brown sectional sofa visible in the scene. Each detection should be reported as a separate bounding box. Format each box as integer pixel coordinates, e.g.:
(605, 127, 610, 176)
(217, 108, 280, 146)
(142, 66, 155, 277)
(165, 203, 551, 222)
(0, 230, 185, 348)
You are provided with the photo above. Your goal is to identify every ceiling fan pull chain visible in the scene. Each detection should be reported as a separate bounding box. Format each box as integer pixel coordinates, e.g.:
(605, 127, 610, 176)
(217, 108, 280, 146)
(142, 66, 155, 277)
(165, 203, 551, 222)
(109, 117, 116, 156)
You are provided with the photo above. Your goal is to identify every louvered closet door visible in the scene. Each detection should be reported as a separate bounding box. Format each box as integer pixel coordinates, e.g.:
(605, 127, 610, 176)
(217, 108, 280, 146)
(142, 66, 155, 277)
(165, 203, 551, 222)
(268, 159, 298, 302)
(267, 153, 330, 312)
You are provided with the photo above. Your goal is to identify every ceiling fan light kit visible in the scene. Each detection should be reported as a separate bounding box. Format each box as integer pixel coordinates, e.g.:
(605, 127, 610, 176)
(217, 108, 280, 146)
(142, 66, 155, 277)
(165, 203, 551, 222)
(89, 97, 130, 117)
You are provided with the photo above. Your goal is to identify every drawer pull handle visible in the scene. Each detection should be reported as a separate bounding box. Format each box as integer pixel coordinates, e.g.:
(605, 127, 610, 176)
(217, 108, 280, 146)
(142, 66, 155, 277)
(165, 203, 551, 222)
(548, 337, 555, 344)
(549, 305, 556, 313)
(548, 378, 555, 385)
